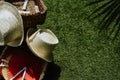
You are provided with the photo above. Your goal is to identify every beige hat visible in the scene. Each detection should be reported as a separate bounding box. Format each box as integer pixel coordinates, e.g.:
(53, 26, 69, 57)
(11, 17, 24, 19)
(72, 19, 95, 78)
(0, 2, 24, 47)
(26, 28, 59, 62)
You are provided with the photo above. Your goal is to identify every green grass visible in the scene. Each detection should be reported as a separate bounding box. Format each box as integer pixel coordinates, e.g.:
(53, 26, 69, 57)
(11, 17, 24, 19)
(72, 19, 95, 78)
(38, 0, 120, 80)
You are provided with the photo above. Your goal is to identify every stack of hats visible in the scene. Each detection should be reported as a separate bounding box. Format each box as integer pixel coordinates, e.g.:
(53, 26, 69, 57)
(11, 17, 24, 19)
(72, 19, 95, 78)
(0, 1, 59, 80)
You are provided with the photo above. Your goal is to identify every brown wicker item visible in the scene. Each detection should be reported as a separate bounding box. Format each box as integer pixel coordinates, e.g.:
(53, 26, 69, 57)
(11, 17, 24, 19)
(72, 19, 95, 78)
(5, 0, 47, 28)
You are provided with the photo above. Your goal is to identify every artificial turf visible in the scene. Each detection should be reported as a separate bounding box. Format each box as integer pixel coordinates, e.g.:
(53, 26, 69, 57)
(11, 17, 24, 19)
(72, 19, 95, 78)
(38, 0, 120, 80)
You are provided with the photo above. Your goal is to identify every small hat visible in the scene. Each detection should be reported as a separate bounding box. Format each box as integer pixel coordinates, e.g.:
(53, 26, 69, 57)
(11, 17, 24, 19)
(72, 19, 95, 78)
(0, 2, 24, 47)
(26, 28, 59, 62)
(0, 47, 48, 80)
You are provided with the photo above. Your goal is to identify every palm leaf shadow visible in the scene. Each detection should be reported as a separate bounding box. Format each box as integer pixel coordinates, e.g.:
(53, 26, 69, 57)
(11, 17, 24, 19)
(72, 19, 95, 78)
(87, 0, 120, 39)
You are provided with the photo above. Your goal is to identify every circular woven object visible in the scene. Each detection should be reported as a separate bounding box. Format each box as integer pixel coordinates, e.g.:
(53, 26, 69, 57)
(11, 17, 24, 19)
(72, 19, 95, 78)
(5, 0, 47, 28)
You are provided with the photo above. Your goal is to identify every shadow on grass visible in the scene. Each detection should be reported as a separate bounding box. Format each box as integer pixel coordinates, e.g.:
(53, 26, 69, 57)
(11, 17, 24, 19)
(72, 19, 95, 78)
(43, 62, 61, 80)
(115, 42, 120, 56)
(86, 0, 120, 40)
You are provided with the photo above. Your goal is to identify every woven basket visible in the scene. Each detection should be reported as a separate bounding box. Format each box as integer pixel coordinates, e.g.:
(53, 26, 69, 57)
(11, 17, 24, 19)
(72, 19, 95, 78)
(5, 0, 47, 28)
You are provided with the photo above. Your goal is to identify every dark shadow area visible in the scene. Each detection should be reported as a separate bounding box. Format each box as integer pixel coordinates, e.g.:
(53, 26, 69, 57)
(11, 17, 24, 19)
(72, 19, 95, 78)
(86, 0, 120, 40)
(0, 46, 5, 54)
(0, 47, 5, 80)
(0, 76, 5, 80)
(20, 42, 61, 80)
(114, 42, 120, 56)
(0, 41, 61, 80)
(43, 62, 61, 80)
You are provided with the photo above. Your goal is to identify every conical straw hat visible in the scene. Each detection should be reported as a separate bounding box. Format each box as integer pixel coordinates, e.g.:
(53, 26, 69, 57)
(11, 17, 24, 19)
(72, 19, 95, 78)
(0, 2, 24, 47)
(26, 28, 59, 62)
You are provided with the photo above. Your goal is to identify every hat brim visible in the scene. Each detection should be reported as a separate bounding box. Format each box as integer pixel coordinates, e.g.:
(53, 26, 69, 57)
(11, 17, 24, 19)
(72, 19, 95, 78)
(0, 47, 47, 80)
(0, 2, 24, 47)
(26, 28, 53, 62)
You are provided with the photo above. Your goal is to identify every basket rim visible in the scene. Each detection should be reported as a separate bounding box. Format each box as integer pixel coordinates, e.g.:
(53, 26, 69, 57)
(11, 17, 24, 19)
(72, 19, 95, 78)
(5, 0, 47, 16)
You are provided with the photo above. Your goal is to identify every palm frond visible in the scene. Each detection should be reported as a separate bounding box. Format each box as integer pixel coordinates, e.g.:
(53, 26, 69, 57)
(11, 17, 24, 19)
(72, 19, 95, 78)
(88, 0, 120, 39)
(86, 0, 104, 6)
(89, 0, 114, 18)
(99, 4, 120, 30)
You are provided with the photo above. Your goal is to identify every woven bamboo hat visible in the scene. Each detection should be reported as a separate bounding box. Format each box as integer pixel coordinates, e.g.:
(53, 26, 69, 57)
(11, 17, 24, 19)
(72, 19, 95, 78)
(0, 2, 24, 47)
(26, 28, 59, 62)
